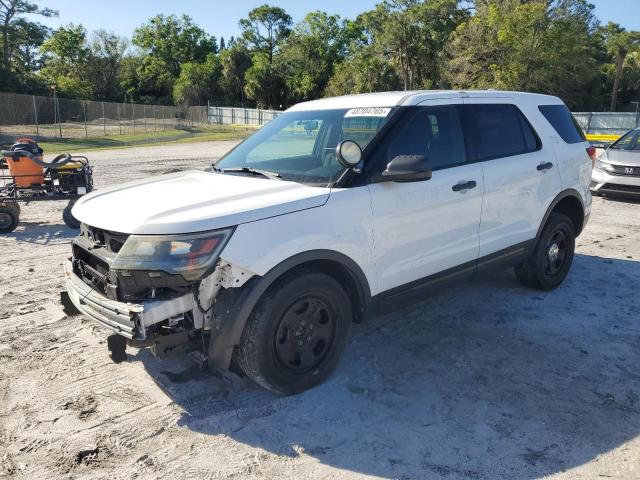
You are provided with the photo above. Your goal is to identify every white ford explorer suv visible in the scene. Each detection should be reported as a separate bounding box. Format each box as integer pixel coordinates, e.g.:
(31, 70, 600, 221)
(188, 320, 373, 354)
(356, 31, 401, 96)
(64, 90, 593, 394)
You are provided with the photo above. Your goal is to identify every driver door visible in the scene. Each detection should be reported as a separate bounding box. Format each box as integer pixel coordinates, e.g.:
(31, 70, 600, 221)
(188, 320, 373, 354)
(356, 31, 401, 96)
(368, 99, 483, 297)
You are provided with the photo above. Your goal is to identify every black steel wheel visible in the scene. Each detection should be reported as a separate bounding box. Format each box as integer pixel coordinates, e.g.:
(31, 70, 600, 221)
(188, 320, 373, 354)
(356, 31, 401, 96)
(274, 296, 338, 374)
(514, 213, 575, 291)
(0, 204, 19, 233)
(236, 270, 352, 395)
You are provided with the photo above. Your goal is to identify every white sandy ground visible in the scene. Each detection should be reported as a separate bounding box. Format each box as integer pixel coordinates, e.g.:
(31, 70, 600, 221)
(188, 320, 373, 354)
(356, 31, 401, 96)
(1, 141, 639, 480)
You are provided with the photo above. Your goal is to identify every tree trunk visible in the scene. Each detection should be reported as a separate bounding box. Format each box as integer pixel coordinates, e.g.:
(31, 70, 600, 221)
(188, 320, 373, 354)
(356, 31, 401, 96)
(2, 25, 9, 72)
(610, 52, 625, 112)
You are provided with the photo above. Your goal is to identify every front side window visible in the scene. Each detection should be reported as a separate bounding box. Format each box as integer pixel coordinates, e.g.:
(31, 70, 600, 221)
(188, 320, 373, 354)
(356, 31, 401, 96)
(610, 129, 640, 151)
(216, 108, 392, 185)
(383, 105, 466, 170)
(461, 104, 541, 162)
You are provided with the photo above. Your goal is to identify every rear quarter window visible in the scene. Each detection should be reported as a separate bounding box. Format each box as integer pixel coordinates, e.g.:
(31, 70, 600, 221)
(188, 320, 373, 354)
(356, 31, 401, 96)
(538, 104, 586, 144)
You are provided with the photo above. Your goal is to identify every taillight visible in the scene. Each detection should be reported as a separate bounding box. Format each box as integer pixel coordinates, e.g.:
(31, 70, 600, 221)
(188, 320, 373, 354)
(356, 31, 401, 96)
(586, 146, 596, 169)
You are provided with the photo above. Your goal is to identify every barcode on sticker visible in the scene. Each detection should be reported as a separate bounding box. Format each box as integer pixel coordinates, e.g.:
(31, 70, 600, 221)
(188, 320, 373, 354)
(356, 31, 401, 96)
(345, 107, 391, 118)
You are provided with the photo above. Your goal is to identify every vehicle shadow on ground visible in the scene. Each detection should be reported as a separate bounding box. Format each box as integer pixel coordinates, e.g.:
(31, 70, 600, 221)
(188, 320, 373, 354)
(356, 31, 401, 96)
(597, 194, 640, 205)
(6, 222, 77, 244)
(138, 253, 640, 479)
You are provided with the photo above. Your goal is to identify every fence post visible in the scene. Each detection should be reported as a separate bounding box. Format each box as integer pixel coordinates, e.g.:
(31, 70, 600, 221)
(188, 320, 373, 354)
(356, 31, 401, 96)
(57, 96, 62, 138)
(163, 107, 166, 131)
(118, 104, 122, 135)
(144, 106, 147, 133)
(32, 95, 39, 136)
(83, 101, 88, 137)
(102, 102, 106, 135)
(133, 104, 136, 134)
(154, 105, 157, 132)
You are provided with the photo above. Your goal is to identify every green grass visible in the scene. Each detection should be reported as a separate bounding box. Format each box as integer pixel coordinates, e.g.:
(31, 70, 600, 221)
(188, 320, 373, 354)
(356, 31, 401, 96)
(32, 126, 253, 154)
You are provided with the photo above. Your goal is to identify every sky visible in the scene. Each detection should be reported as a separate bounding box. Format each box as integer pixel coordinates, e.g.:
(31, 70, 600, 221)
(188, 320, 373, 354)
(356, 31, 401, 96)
(32, 0, 640, 42)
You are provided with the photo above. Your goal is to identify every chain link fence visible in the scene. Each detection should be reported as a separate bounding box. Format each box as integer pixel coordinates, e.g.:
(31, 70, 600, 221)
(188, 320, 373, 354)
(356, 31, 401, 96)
(0, 92, 208, 140)
(4, 91, 639, 146)
(208, 106, 281, 127)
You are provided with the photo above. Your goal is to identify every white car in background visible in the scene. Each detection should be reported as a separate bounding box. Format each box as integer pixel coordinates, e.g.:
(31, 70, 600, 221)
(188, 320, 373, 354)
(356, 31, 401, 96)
(592, 128, 640, 197)
(63, 90, 593, 394)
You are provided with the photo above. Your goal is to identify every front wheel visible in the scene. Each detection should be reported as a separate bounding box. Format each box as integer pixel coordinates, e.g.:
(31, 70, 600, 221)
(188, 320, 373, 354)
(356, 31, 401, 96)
(235, 270, 353, 395)
(515, 213, 575, 291)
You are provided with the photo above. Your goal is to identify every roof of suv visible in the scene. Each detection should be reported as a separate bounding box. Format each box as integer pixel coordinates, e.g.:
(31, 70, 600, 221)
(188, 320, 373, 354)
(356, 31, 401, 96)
(287, 90, 564, 112)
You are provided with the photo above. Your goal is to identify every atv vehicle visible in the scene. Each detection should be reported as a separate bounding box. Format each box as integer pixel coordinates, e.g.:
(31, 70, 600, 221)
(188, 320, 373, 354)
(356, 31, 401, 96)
(0, 138, 93, 233)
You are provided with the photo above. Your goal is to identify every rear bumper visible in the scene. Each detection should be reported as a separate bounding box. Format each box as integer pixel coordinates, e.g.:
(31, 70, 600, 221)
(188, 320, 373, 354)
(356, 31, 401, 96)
(64, 260, 193, 340)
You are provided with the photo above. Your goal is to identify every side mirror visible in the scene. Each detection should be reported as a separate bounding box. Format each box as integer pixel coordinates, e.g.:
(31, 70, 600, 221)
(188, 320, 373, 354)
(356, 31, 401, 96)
(336, 140, 362, 169)
(381, 155, 432, 183)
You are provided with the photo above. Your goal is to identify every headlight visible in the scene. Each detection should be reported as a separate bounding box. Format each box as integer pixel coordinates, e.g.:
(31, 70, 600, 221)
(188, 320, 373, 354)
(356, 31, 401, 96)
(594, 159, 614, 172)
(112, 228, 234, 281)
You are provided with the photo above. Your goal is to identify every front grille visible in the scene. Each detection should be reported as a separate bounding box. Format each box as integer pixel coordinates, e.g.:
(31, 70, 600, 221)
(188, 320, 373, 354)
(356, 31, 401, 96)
(83, 224, 129, 253)
(72, 224, 127, 299)
(606, 164, 640, 177)
(72, 224, 193, 302)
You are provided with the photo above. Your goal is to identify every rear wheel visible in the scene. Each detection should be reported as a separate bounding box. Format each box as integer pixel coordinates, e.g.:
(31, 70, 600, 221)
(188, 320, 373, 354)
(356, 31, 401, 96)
(235, 270, 352, 395)
(514, 213, 575, 291)
(0, 203, 19, 233)
(63, 199, 80, 229)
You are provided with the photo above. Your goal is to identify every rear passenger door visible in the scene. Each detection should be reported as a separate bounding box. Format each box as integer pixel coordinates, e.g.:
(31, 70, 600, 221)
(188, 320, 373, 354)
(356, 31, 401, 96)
(368, 99, 484, 294)
(460, 100, 562, 260)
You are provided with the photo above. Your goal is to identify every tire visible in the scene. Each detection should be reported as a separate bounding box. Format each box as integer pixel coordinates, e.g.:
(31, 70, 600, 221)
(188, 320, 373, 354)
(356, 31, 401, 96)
(0, 204, 19, 233)
(514, 213, 575, 291)
(63, 199, 80, 229)
(235, 270, 353, 395)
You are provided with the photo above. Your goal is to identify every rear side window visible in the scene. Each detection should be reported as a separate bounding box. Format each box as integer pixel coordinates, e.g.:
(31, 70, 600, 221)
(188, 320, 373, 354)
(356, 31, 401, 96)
(539, 104, 586, 144)
(385, 105, 466, 170)
(461, 104, 541, 162)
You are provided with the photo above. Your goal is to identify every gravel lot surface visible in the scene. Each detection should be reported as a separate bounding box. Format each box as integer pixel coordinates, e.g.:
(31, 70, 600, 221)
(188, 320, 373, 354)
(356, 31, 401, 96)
(1, 141, 639, 480)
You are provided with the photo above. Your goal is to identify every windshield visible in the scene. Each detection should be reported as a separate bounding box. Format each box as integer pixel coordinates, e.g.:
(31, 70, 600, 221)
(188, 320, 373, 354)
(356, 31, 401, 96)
(215, 108, 393, 185)
(610, 129, 640, 151)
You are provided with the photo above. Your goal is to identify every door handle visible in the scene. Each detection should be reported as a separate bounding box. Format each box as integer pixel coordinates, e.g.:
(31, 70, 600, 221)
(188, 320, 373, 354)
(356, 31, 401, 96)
(452, 180, 477, 192)
(537, 162, 553, 171)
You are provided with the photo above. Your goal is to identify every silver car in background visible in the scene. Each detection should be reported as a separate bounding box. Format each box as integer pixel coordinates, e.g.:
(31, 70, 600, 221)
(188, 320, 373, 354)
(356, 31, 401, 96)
(592, 129, 640, 197)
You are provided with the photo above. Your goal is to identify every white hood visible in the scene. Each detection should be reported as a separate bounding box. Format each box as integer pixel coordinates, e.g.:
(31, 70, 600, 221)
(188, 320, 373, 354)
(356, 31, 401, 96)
(72, 170, 330, 234)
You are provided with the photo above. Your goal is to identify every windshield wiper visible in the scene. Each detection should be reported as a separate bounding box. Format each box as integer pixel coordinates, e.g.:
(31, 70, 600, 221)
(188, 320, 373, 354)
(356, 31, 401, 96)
(221, 167, 282, 180)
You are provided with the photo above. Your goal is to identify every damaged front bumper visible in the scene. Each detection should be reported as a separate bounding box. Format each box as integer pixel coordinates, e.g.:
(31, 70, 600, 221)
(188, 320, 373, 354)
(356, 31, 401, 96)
(64, 260, 193, 340)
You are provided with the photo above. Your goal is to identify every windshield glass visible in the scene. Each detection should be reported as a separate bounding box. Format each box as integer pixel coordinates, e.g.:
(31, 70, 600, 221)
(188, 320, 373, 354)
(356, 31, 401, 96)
(610, 129, 640, 151)
(215, 108, 393, 185)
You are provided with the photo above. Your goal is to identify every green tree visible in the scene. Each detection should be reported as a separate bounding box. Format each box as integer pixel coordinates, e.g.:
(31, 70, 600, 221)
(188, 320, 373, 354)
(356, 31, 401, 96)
(278, 11, 356, 103)
(87, 29, 128, 101)
(446, 0, 599, 110)
(39, 24, 93, 98)
(173, 54, 221, 106)
(244, 54, 285, 108)
(599, 22, 640, 111)
(220, 43, 252, 105)
(0, 0, 56, 73)
(239, 4, 292, 64)
(358, 0, 465, 90)
(326, 48, 401, 95)
(132, 14, 217, 102)
(7, 17, 49, 72)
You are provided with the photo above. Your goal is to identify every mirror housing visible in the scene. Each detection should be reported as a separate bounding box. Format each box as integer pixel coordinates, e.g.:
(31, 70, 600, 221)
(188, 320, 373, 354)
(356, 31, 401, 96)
(381, 155, 432, 183)
(336, 140, 363, 168)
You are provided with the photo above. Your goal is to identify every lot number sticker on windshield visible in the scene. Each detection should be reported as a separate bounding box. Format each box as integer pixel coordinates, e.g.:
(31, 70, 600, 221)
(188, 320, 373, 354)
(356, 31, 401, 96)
(345, 107, 391, 118)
